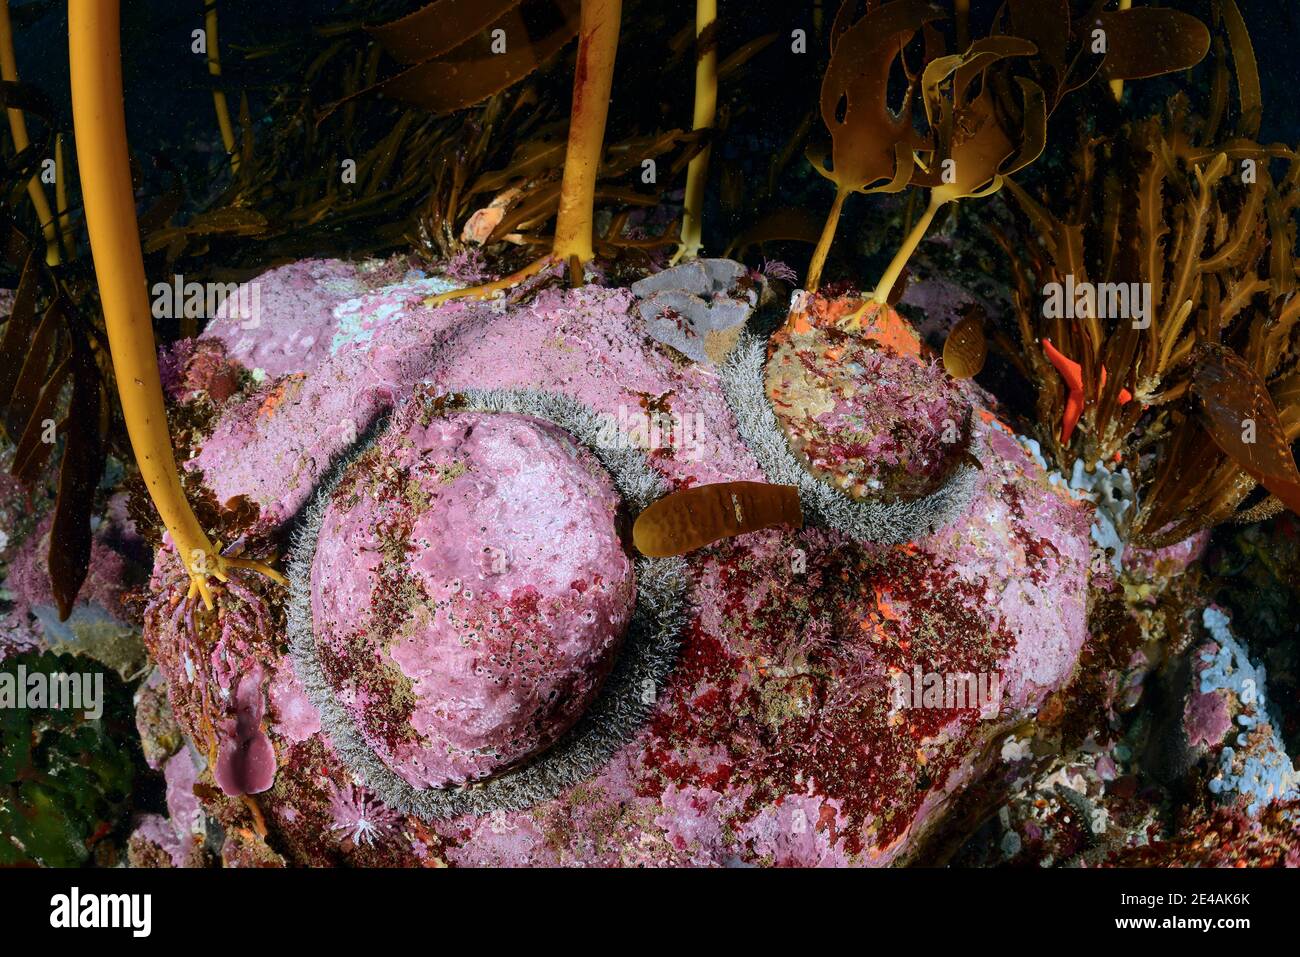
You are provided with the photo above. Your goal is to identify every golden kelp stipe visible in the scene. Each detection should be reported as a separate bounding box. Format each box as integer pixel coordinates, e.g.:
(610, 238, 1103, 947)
(633, 482, 803, 557)
(70, 0, 283, 611)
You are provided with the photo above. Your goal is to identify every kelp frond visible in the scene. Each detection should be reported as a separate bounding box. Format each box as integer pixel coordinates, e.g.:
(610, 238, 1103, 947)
(999, 2, 1300, 546)
(803, 0, 942, 293)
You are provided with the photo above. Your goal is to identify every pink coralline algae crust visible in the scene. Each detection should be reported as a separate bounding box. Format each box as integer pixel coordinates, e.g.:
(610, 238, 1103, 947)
(128, 749, 209, 868)
(198, 259, 366, 379)
(927, 420, 1093, 710)
(765, 325, 972, 501)
(310, 409, 635, 787)
(1124, 529, 1211, 581)
(188, 283, 742, 525)
(4, 493, 146, 659)
(1185, 680, 1234, 750)
(156, 259, 1095, 866)
(8, 513, 130, 614)
(268, 655, 322, 745)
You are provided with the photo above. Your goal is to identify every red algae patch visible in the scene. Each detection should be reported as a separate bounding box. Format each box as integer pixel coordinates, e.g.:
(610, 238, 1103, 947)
(309, 409, 636, 788)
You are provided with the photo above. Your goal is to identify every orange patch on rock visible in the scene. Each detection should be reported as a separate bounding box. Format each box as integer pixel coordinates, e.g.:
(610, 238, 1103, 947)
(844, 301, 924, 359)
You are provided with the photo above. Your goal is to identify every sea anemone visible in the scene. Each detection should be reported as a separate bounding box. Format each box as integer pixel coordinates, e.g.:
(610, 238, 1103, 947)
(327, 781, 401, 848)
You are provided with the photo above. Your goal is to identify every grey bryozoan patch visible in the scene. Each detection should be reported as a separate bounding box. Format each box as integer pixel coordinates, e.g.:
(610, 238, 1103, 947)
(286, 387, 688, 820)
(720, 332, 979, 544)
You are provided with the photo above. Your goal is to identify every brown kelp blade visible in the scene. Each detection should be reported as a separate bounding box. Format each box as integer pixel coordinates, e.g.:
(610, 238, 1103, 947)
(633, 482, 804, 557)
(943, 315, 987, 379)
(816, 1, 943, 196)
(353, 0, 580, 115)
(0, 249, 41, 418)
(916, 36, 1038, 200)
(48, 346, 106, 621)
(1192, 345, 1300, 516)
(367, 0, 526, 65)
(1094, 7, 1211, 82)
(724, 206, 823, 257)
(1215, 0, 1261, 137)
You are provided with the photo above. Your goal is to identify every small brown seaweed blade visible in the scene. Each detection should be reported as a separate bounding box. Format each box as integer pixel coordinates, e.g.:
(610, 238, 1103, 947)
(11, 352, 70, 481)
(817, 0, 942, 195)
(1192, 345, 1300, 517)
(367, 0, 526, 65)
(4, 295, 63, 441)
(0, 249, 41, 412)
(48, 345, 106, 621)
(633, 482, 803, 557)
(725, 206, 823, 257)
(943, 315, 987, 379)
(363, 0, 580, 115)
(1216, 0, 1261, 137)
(1095, 8, 1211, 82)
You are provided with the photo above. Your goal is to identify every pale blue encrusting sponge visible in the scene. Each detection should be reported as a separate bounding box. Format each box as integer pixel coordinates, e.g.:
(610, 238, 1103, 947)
(1199, 607, 1298, 816)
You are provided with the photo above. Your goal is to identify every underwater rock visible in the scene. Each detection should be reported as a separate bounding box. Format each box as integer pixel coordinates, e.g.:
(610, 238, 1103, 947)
(145, 258, 1093, 866)
(308, 407, 635, 787)
(188, 281, 735, 522)
(159, 338, 244, 405)
(765, 323, 972, 502)
(127, 747, 212, 868)
(197, 258, 369, 380)
(220, 827, 287, 868)
(0, 443, 56, 660)
(631, 258, 758, 364)
(134, 668, 185, 771)
(267, 655, 322, 745)
(1124, 529, 1210, 581)
(0, 454, 40, 569)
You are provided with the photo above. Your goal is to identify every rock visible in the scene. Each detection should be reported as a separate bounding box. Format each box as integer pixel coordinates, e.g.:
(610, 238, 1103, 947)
(134, 668, 185, 770)
(151, 257, 1095, 866)
(765, 323, 973, 502)
(198, 259, 368, 380)
(308, 406, 636, 787)
(159, 338, 243, 404)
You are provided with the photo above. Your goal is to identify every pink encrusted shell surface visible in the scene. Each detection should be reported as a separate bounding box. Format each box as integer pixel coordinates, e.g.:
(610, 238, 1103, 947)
(145, 262, 1098, 866)
(309, 409, 635, 787)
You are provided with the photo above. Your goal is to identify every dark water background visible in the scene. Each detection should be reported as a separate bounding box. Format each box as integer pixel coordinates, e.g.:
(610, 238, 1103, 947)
(12, 0, 1300, 174)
